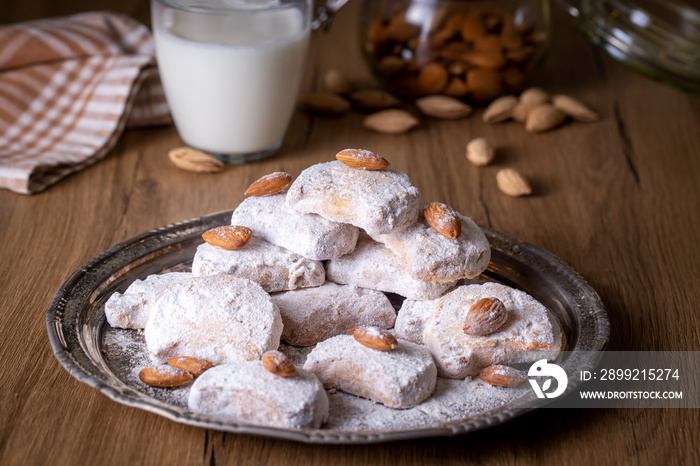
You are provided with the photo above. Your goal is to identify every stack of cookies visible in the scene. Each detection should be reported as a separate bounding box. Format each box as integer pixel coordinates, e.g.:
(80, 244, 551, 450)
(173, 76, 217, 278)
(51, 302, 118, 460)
(104, 149, 560, 429)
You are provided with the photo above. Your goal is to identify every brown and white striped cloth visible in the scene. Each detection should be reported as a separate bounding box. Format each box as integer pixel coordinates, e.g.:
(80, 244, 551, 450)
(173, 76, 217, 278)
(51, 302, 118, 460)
(0, 12, 171, 194)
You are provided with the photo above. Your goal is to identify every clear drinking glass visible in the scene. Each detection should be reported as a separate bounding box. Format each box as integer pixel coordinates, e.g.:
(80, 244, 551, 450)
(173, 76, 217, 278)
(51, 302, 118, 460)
(151, 0, 312, 163)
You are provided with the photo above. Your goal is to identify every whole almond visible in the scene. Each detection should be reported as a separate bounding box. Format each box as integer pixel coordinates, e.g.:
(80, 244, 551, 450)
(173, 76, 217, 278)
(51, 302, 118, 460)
(483, 95, 518, 123)
(299, 92, 350, 115)
(386, 16, 419, 42)
(506, 47, 535, 64)
(440, 42, 471, 61)
(466, 137, 495, 166)
(467, 69, 503, 102)
(415, 95, 472, 119)
(501, 32, 524, 50)
(417, 63, 449, 94)
(349, 89, 401, 110)
(324, 69, 352, 95)
(525, 104, 567, 133)
(202, 225, 252, 250)
(245, 172, 292, 196)
(167, 356, 214, 378)
(496, 168, 532, 196)
(460, 13, 485, 41)
(423, 202, 462, 239)
(501, 67, 527, 91)
(336, 148, 390, 170)
(347, 326, 398, 351)
(168, 147, 224, 174)
(376, 56, 405, 77)
(443, 78, 469, 98)
(463, 297, 509, 336)
(363, 109, 419, 134)
(462, 51, 506, 70)
(552, 94, 599, 122)
(510, 102, 533, 123)
(474, 34, 503, 53)
(139, 365, 193, 388)
(262, 350, 297, 377)
(519, 87, 550, 107)
(480, 365, 528, 387)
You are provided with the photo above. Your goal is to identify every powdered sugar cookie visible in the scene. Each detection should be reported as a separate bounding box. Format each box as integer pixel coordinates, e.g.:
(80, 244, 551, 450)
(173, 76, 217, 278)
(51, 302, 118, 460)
(326, 235, 456, 300)
(188, 361, 328, 429)
(423, 282, 560, 378)
(303, 334, 437, 409)
(231, 193, 359, 260)
(371, 210, 491, 282)
(144, 275, 283, 364)
(394, 299, 434, 345)
(105, 272, 191, 329)
(285, 161, 421, 235)
(272, 282, 396, 346)
(191, 238, 325, 292)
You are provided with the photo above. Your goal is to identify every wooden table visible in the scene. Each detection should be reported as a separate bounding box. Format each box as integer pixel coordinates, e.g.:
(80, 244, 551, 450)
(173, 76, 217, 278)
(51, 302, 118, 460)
(1, 0, 699, 464)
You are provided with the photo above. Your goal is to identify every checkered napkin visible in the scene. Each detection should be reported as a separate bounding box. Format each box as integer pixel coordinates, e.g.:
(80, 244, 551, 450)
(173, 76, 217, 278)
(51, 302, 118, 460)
(0, 12, 171, 194)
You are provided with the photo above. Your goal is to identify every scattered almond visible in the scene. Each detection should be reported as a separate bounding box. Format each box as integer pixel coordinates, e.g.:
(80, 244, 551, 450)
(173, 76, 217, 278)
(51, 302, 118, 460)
(245, 172, 292, 196)
(415, 95, 472, 119)
(423, 202, 462, 239)
(167, 356, 214, 378)
(299, 92, 350, 115)
(202, 225, 252, 250)
(552, 94, 599, 122)
(349, 89, 401, 110)
(525, 104, 567, 133)
(510, 102, 533, 123)
(168, 147, 224, 174)
(262, 350, 297, 377)
(347, 326, 398, 351)
(324, 69, 352, 95)
(466, 137, 495, 166)
(336, 148, 390, 170)
(363, 109, 419, 134)
(519, 87, 550, 107)
(496, 168, 532, 197)
(139, 365, 193, 388)
(463, 297, 508, 336)
(480, 365, 528, 387)
(482, 95, 518, 123)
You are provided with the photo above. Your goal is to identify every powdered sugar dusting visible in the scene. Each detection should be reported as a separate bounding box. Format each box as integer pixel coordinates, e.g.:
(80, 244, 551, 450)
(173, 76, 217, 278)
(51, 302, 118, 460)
(285, 161, 421, 235)
(326, 235, 456, 300)
(192, 238, 325, 292)
(102, 323, 532, 431)
(231, 194, 359, 260)
(371, 209, 491, 283)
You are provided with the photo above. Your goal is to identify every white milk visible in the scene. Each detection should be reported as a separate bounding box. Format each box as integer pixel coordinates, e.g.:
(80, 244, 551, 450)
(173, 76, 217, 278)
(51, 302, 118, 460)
(153, 6, 309, 155)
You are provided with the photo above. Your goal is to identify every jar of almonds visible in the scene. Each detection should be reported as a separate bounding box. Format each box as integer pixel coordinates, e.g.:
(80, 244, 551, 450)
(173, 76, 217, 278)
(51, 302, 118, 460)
(360, 0, 549, 102)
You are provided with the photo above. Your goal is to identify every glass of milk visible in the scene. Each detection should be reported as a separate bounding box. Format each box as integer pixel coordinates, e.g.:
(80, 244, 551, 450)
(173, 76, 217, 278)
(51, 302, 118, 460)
(151, 0, 312, 163)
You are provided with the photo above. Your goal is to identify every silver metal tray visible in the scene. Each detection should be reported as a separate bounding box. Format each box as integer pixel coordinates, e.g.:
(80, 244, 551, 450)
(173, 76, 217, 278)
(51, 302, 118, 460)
(47, 210, 610, 444)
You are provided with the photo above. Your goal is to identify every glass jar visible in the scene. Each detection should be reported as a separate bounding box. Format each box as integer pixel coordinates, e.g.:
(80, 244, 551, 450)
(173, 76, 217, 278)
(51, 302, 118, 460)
(359, 0, 550, 102)
(561, 0, 700, 94)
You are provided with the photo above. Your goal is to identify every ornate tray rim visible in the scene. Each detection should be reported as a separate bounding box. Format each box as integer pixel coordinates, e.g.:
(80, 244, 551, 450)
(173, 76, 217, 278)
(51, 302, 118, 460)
(46, 210, 610, 444)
